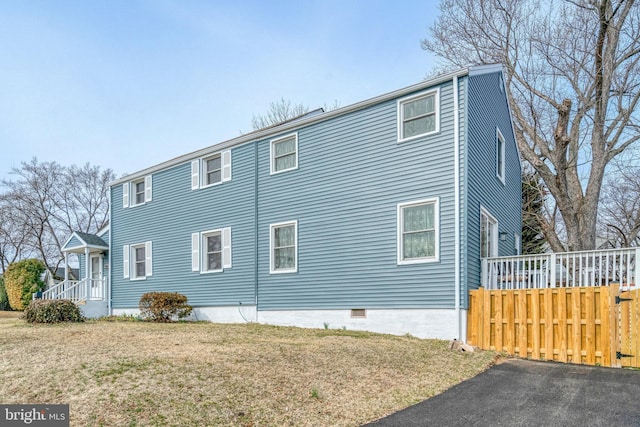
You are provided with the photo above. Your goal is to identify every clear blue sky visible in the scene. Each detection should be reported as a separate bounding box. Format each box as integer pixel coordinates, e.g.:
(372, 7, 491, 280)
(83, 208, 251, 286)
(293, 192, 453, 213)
(0, 0, 440, 180)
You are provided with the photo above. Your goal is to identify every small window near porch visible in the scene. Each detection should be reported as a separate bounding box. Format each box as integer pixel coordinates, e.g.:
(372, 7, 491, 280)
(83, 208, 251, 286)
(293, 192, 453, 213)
(480, 208, 498, 258)
(123, 241, 152, 280)
(496, 128, 505, 183)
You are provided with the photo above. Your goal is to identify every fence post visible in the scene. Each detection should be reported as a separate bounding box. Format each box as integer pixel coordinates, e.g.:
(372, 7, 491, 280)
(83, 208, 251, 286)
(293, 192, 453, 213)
(550, 253, 557, 288)
(635, 248, 639, 287)
(481, 259, 488, 289)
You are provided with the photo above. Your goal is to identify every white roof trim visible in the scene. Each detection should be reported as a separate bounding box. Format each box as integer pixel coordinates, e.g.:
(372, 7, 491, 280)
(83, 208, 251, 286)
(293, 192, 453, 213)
(61, 232, 109, 252)
(468, 63, 504, 76)
(111, 66, 481, 186)
(97, 224, 110, 237)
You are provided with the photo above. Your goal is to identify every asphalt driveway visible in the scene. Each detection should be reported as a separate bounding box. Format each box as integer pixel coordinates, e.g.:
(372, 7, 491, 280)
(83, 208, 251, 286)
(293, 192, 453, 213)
(365, 359, 640, 426)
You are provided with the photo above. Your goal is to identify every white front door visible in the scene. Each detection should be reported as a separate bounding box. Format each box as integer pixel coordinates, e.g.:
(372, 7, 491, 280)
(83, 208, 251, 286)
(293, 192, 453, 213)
(90, 254, 103, 300)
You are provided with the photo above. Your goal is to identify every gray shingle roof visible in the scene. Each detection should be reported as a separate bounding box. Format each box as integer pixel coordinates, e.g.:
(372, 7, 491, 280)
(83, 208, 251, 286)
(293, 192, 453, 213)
(74, 231, 108, 248)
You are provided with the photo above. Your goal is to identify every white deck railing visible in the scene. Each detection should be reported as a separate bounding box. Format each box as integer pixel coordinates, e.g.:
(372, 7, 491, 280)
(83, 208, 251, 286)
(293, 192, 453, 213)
(482, 247, 639, 290)
(39, 279, 106, 303)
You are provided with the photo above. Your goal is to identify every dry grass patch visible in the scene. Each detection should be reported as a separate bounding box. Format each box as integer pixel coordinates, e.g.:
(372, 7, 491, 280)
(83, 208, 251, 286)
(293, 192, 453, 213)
(0, 318, 496, 426)
(0, 311, 20, 318)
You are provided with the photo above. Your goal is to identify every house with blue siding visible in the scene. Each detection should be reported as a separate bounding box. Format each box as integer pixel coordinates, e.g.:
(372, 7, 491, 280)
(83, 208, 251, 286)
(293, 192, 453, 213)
(53, 64, 521, 340)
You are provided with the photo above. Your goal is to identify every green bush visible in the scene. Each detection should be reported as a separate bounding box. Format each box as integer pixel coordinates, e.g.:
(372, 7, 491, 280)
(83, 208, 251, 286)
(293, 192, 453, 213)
(0, 276, 10, 311)
(23, 299, 85, 323)
(139, 292, 193, 322)
(4, 259, 46, 310)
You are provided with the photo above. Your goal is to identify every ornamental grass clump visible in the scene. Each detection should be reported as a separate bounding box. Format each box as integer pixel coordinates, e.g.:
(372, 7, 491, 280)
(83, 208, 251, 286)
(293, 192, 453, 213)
(139, 292, 192, 322)
(23, 299, 85, 323)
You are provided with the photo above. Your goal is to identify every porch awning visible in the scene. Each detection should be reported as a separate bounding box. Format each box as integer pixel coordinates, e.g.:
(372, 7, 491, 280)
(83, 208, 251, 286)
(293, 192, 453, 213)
(62, 231, 108, 254)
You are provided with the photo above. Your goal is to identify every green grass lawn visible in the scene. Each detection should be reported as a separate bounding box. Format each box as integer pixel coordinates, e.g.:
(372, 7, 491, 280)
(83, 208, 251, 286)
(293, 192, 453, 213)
(0, 317, 497, 426)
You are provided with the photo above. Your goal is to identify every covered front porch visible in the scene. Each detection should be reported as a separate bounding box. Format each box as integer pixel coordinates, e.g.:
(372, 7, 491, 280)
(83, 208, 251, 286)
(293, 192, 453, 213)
(40, 230, 110, 318)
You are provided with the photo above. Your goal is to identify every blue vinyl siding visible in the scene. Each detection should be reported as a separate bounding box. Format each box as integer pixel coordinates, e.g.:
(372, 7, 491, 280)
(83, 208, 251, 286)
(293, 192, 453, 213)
(65, 236, 83, 249)
(257, 81, 458, 310)
(465, 72, 522, 304)
(98, 229, 110, 243)
(106, 67, 520, 313)
(110, 144, 257, 308)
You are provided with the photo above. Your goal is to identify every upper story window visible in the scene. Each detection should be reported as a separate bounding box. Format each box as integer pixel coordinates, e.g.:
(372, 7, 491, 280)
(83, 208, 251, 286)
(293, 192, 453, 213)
(191, 227, 232, 273)
(123, 241, 153, 280)
(270, 133, 298, 174)
(133, 180, 145, 205)
(496, 128, 505, 183)
(397, 198, 439, 264)
(123, 175, 152, 208)
(397, 89, 439, 142)
(270, 221, 297, 273)
(203, 154, 221, 187)
(191, 150, 231, 190)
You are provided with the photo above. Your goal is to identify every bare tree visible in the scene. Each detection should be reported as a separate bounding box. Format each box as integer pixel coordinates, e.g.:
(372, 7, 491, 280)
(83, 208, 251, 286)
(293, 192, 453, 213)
(0, 158, 114, 272)
(598, 163, 640, 247)
(423, 0, 640, 251)
(251, 98, 341, 131)
(522, 169, 547, 254)
(1, 159, 65, 271)
(0, 202, 29, 273)
(251, 98, 310, 130)
(53, 163, 112, 234)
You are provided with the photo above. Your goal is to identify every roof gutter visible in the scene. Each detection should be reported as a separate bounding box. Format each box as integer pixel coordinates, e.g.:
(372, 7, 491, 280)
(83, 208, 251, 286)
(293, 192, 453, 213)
(111, 67, 472, 186)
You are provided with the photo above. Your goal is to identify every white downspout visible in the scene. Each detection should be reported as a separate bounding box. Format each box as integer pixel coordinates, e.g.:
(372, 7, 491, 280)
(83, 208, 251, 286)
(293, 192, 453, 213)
(64, 252, 69, 282)
(453, 74, 462, 341)
(108, 190, 112, 315)
(85, 247, 90, 301)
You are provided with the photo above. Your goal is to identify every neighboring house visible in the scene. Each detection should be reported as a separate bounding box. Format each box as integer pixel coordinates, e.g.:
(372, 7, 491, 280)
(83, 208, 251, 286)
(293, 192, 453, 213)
(58, 64, 521, 340)
(42, 267, 79, 287)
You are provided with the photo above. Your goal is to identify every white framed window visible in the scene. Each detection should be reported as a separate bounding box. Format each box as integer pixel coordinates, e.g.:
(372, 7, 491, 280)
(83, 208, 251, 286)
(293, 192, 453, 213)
(202, 154, 221, 187)
(397, 89, 439, 142)
(496, 128, 505, 183)
(270, 133, 298, 174)
(123, 175, 152, 208)
(397, 198, 439, 264)
(191, 227, 231, 273)
(123, 241, 152, 280)
(270, 221, 297, 273)
(480, 207, 498, 258)
(191, 150, 232, 190)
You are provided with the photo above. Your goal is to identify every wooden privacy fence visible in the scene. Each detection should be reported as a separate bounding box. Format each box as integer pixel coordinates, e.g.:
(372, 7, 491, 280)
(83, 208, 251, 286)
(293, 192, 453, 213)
(467, 285, 640, 368)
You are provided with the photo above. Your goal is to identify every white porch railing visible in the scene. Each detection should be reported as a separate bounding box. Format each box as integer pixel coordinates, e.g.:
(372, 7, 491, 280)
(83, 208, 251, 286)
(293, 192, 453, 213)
(482, 247, 639, 290)
(39, 279, 106, 303)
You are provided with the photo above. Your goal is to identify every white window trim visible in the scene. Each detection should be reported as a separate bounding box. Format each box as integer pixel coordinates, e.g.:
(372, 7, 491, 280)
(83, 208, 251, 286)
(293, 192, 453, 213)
(397, 88, 440, 143)
(269, 220, 298, 274)
(191, 150, 232, 190)
(496, 128, 505, 184)
(126, 175, 152, 208)
(397, 198, 440, 265)
(270, 133, 299, 175)
(128, 241, 152, 280)
(200, 229, 223, 274)
(480, 207, 498, 258)
(200, 154, 223, 189)
(191, 227, 232, 274)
